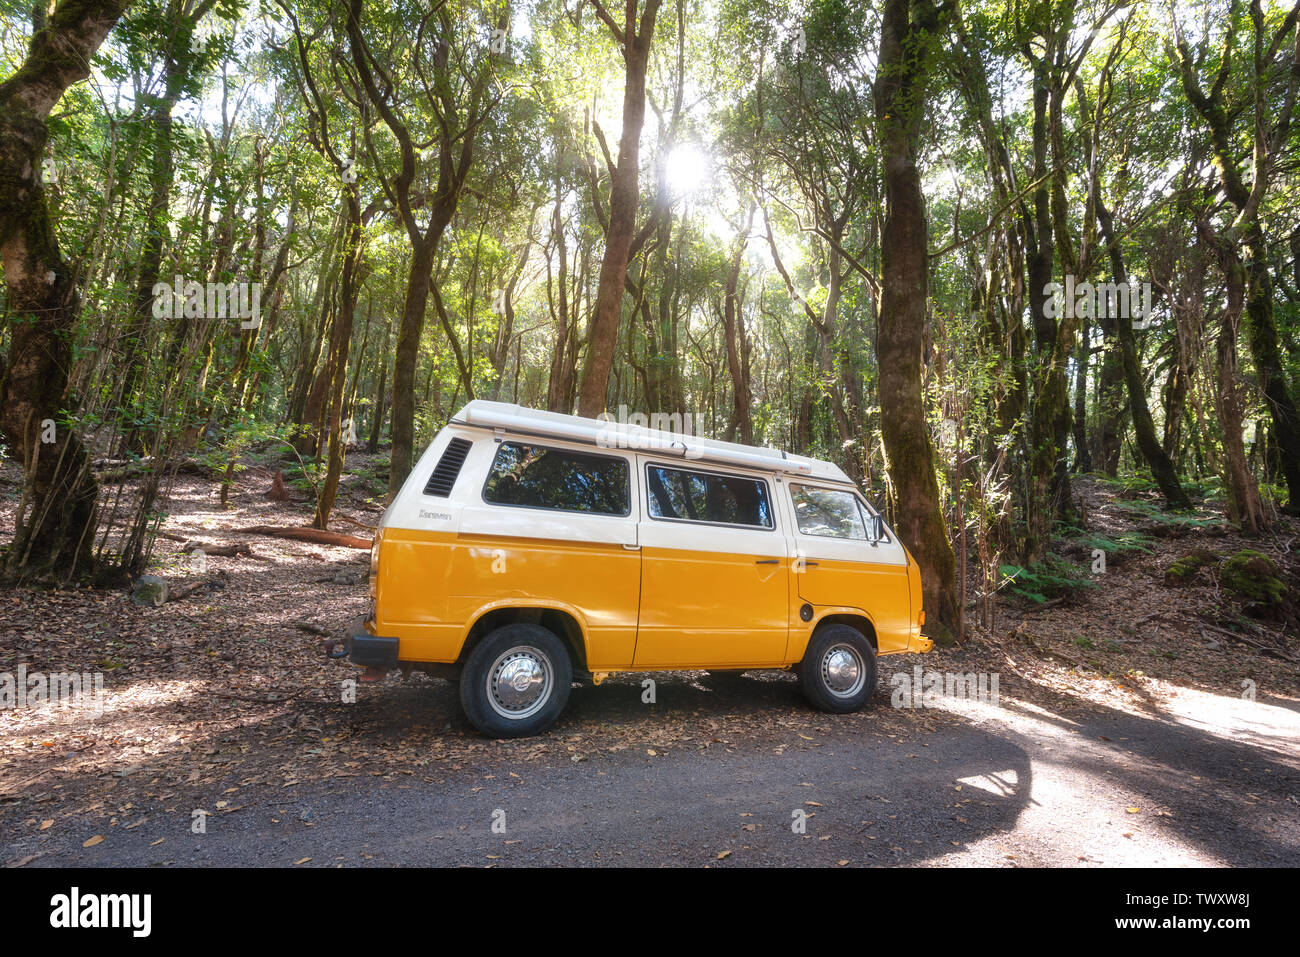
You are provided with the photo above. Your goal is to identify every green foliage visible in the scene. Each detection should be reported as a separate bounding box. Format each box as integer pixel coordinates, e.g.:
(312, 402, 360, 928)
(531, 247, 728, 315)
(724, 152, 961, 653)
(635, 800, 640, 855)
(1058, 526, 1155, 558)
(1110, 498, 1220, 530)
(999, 556, 1097, 604)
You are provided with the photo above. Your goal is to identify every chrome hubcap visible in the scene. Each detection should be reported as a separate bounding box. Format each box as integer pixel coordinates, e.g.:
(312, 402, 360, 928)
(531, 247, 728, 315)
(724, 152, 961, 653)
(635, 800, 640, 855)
(822, 643, 865, 697)
(487, 646, 553, 719)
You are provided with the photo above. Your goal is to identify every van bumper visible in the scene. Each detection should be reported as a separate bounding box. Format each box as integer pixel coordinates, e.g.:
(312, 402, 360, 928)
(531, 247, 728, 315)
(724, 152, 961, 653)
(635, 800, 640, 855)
(330, 616, 400, 668)
(908, 634, 934, 654)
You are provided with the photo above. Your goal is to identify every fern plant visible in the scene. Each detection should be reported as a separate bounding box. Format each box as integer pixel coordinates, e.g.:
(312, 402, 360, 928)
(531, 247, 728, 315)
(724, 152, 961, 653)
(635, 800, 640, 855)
(999, 556, 1097, 604)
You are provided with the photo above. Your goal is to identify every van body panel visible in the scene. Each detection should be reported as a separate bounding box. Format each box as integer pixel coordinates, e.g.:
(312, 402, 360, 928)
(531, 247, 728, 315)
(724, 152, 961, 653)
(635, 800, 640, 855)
(786, 606, 878, 662)
(778, 480, 913, 656)
(906, 553, 923, 648)
(446, 535, 640, 669)
(634, 546, 789, 667)
(792, 557, 911, 654)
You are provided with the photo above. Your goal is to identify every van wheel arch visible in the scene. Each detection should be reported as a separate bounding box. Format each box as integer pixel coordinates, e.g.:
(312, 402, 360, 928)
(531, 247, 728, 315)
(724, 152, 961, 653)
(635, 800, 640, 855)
(460, 606, 588, 675)
(812, 613, 878, 651)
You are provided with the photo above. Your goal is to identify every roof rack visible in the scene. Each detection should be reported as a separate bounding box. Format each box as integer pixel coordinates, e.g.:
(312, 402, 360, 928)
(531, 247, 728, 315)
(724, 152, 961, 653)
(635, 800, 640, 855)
(452, 401, 823, 478)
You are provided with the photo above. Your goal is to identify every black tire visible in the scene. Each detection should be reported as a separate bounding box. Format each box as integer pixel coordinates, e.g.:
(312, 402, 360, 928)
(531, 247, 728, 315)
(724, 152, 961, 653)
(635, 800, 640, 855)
(797, 623, 877, 713)
(459, 623, 572, 738)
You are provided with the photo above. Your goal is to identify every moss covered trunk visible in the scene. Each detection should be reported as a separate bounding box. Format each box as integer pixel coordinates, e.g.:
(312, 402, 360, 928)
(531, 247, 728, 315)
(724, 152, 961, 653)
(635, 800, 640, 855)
(0, 0, 132, 582)
(874, 0, 957, 642)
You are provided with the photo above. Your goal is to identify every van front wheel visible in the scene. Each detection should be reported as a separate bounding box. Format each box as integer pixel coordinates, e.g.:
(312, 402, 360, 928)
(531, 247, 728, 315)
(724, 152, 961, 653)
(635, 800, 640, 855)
(798, 624, 877, 713)
(460, 624, 572, 738)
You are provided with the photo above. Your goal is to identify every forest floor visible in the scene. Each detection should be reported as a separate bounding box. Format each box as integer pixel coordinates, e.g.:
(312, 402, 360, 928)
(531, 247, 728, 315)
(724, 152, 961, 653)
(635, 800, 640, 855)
(0, 452, 1297, 867)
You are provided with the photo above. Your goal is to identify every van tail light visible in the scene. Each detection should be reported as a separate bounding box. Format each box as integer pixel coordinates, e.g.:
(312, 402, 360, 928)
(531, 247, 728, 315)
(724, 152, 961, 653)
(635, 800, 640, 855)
(918, 609, 926, 629)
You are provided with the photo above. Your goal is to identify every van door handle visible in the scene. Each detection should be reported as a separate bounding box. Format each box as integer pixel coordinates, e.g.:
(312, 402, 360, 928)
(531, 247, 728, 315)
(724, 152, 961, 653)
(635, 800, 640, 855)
(623, 543, 641, 550)
(755, 559, 779, 565)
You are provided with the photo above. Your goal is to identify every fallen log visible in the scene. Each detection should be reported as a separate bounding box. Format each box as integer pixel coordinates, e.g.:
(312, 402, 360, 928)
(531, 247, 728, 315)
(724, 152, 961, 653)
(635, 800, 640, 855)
(172, 459, 214, 477)
(240, 525, 372, 549)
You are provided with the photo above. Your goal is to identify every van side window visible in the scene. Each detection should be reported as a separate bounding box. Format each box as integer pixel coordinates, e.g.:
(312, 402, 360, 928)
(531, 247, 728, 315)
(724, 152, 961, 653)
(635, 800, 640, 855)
(646, 465, 773, 528)
(790, 485, 867, 539)
(483, 441, 629, 515)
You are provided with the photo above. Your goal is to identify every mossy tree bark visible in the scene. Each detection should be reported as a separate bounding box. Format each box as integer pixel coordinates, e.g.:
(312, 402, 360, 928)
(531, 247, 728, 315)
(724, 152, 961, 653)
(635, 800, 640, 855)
(875, 0, 957, 642)
(0, 0, 133, 582)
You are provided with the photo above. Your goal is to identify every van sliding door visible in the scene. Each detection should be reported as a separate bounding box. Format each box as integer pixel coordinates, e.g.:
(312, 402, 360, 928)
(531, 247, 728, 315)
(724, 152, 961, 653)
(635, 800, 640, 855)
(633, 458, 789, 668)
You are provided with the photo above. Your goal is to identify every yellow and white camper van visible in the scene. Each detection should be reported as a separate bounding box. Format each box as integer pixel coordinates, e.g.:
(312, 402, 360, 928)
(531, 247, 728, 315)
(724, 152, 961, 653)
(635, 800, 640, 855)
(334, 401, 931, 737)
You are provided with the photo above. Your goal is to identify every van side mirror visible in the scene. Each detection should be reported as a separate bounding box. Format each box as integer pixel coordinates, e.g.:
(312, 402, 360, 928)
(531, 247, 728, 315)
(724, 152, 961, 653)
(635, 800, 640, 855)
(871, 514, 885, 543)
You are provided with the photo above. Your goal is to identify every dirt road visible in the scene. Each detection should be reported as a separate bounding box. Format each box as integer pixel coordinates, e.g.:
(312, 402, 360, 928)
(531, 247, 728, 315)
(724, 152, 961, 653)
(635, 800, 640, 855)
(6, 672, 1297, 867)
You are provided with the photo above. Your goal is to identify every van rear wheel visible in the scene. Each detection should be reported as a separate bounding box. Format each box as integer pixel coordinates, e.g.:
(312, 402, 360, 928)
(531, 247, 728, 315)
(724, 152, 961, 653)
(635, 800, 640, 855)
(459, 623, 572, 738)
(798, 624, 877, 713)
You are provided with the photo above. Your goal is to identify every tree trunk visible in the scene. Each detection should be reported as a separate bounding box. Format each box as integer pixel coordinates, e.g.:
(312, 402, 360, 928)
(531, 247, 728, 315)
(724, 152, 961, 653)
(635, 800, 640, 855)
(0, 0, 132, 582)
(1072, 312, 1092, 473)
(1242, 226, 1300, 512)
(874, 0, 957, 643)
(721, 205, 755, 444)
(1099, 199, 1191, 508)
(575, 0, 664, 417)
(367, 316, 390, 453)
(313, 188, 364, 530)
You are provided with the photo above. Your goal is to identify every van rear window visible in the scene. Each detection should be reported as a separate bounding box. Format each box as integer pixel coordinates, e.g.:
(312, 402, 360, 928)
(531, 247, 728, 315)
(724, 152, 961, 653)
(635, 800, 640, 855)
(646, 465, 772, 528)
(483, 442, 629, 515)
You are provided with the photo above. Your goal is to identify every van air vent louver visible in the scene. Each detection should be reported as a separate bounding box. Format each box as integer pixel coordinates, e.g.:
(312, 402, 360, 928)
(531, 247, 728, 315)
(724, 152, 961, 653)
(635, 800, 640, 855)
(422, 437, 473, 497)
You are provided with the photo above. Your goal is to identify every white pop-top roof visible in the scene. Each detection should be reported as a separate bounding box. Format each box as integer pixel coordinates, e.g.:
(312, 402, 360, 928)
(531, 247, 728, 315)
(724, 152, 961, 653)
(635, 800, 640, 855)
(450, 400, 854, 485)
